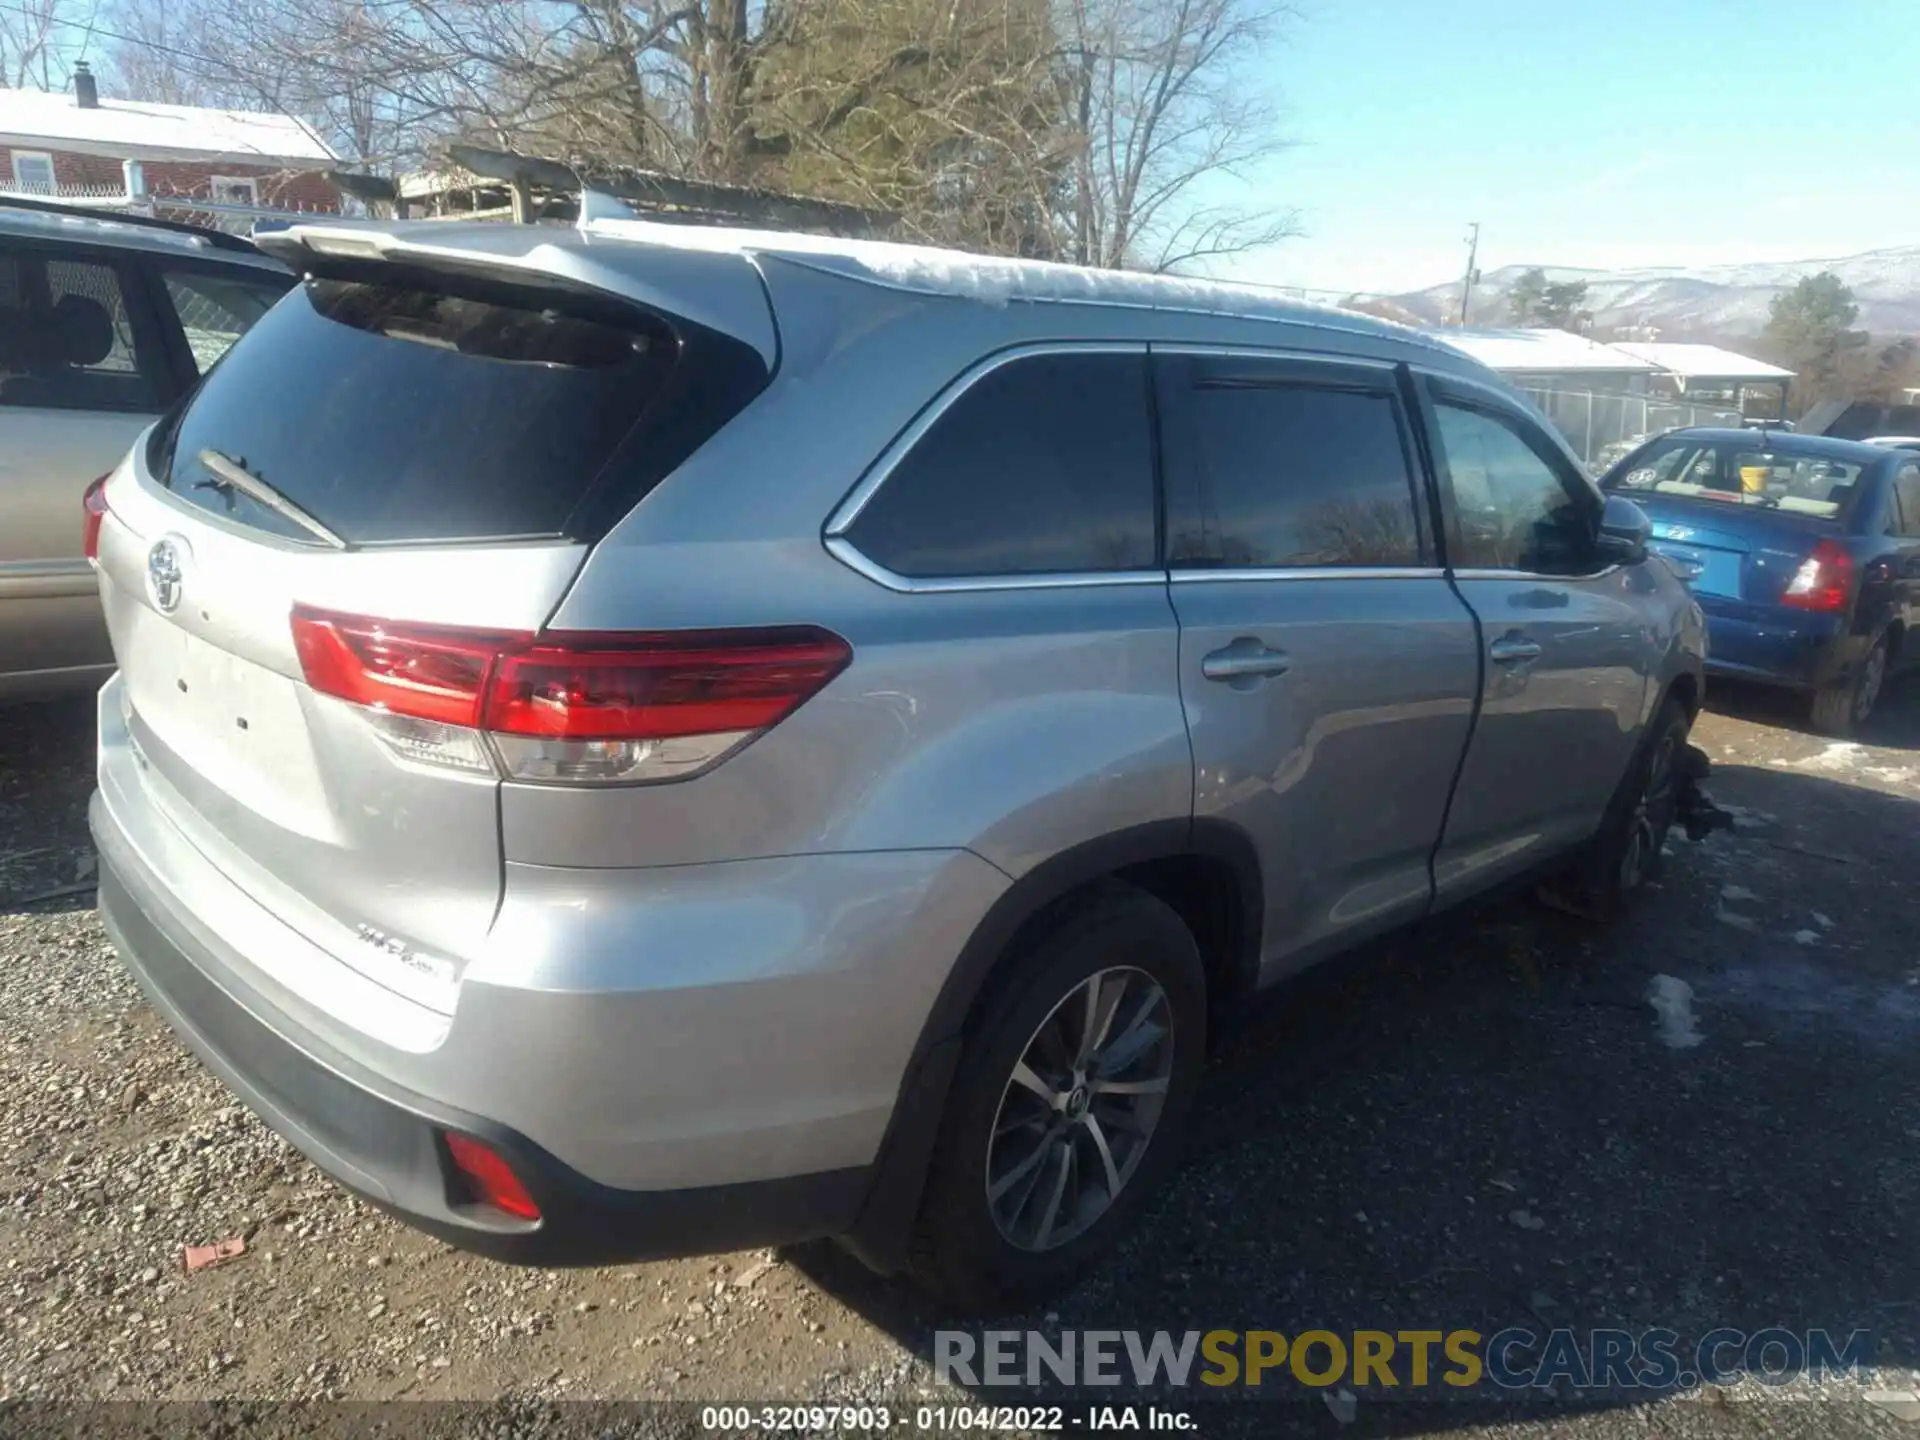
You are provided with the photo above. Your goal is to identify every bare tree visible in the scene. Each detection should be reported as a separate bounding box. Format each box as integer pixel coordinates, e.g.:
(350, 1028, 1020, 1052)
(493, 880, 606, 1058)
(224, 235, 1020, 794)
(1, 0, 78, 89)
(1055, 0, 1298, 271)
(97, 0, 1299, 270)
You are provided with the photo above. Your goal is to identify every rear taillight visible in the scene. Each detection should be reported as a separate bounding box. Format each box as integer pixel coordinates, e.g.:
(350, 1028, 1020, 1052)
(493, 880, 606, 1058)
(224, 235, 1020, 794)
(442, 1132, 541, 1222)
(290, 606, 851, 784)
(82, 474, 111, 562)
(1781, 539, 1855, 613)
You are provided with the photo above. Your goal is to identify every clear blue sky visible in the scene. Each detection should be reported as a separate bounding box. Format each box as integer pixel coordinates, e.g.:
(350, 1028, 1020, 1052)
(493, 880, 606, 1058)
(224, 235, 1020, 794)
(1211, 0, 1920, 295)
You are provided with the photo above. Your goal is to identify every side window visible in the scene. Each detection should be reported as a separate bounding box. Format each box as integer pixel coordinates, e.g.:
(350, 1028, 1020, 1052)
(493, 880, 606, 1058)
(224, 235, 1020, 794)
(0, 250, 159, 412)
(843, 351, 1156, 578)
(1174, 379, 1424, 567)
(1433, 402, 1596, 573)
(1890, 464, 1920, 537)
(161, 267, 292, 373)
(1611, 443, 1703, 492)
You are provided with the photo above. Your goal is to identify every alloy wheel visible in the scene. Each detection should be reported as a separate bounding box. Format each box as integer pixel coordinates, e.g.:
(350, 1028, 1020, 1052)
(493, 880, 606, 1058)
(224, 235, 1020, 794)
(985, 966, 1174, 1253)
(1855, 644, 1887, 724)
(1619, 730, 1680, 892)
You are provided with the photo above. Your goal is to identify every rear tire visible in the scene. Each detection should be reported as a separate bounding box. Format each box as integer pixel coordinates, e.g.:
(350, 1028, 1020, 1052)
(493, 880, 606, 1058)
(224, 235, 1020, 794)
(908, 883, 1206, 1310)
(1810, 632, 1887, 736)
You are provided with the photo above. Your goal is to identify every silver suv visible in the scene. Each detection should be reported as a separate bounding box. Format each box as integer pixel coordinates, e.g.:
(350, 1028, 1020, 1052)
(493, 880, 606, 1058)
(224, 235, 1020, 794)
(1, 198, 290, 700)
(89, 215, 1706, 1306)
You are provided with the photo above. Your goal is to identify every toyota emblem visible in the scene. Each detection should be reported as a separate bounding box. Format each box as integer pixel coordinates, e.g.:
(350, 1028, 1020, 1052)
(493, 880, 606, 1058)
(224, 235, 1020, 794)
(146, 536, 189, 614)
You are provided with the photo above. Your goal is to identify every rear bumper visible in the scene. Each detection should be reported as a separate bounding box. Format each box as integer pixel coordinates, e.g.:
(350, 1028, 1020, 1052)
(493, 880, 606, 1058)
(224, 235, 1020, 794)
(1698, 600, 1855, 690)
(91, 672, 1008, 1265)
(94, 809, 869, 1265)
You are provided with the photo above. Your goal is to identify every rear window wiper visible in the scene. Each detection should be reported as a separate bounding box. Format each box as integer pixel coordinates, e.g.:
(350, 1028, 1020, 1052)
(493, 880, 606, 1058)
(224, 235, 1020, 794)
(195, 450, 347, 549)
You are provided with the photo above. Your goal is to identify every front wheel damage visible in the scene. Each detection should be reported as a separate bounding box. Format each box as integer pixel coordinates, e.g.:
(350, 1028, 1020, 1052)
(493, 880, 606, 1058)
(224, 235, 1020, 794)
(1537, 733, 1733, 924)
(1671, 744, 1734, 842)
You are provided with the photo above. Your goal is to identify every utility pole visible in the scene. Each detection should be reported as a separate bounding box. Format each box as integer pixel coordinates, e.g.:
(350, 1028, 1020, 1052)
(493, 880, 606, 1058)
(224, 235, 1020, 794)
(1458, 222, 1481, 327)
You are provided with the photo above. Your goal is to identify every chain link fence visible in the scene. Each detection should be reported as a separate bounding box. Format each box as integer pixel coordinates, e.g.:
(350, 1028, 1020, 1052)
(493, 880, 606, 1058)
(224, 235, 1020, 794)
(1, 182, 337, 238)
(1517, 387, 1747, 474)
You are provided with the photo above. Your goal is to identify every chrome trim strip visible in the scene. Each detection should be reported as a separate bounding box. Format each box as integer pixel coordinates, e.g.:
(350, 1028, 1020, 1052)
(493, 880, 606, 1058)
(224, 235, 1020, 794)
(1152, 344, 1397, 370)
(1169, 566, 1444, 583)
(824, 537, 1161, 595)
(823, 340, 1150, 536)
(1451, 565, 1623, 582)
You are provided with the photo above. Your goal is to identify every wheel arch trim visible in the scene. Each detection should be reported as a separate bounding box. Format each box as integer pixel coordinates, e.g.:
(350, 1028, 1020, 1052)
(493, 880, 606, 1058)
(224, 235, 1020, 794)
(840, 817, 1262, 1272)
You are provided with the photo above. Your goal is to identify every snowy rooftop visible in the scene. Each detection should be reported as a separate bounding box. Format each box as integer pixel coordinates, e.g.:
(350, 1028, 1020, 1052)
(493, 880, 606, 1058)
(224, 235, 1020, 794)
(267, 211, 1468, 355)
(0, 86, 335, 167)
(588, 215, 1466, 348)
(1608, 342, 1794, 381)
(1432, 327, 1656, 375)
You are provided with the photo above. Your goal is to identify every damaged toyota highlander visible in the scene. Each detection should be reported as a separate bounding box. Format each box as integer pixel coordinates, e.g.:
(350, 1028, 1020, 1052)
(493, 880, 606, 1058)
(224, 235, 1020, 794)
(89, 214, 1712, 1307)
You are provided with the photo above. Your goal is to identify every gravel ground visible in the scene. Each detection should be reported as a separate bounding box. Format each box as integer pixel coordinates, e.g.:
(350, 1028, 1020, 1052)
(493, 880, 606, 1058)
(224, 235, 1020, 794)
(2, 676, 1919, 1439)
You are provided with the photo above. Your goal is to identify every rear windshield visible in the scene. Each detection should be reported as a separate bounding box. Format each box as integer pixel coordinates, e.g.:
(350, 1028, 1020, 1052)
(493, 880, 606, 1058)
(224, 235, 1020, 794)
(1605, 439, 1865, 519)
(151, 272, 683, 545)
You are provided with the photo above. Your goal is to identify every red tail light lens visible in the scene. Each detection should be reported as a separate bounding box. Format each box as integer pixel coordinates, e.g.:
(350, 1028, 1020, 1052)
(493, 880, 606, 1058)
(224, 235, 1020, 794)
(486, 630, 853, 740)
(290, 608, 523, 728)
(1781, 539, 1855, 613)
(82, 474, 111, 562)
(442, 1132, 541, 1221)
(290, 606, 851, 784)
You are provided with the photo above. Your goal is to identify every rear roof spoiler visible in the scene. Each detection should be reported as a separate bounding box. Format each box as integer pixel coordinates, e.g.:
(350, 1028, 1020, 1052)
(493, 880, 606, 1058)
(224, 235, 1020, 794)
(251, 216, 779, 365)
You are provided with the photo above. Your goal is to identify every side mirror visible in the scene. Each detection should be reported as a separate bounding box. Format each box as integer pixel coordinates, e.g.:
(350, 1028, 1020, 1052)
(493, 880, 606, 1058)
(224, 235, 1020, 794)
(1595, 494, 1651, 565)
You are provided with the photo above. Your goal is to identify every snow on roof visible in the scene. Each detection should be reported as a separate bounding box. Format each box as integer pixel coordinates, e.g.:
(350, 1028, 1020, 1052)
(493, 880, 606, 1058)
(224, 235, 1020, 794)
(1608, 342, 1794, 381)
(1431, 327, 1656, 375)
(580, 214, 1463, 349)
(0, 86, 334, 167)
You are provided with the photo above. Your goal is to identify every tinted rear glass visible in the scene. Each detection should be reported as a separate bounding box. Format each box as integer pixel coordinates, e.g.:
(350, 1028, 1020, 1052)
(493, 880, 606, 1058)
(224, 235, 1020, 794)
(154, 274, 680, 545)
(844, 351, 1156, 577)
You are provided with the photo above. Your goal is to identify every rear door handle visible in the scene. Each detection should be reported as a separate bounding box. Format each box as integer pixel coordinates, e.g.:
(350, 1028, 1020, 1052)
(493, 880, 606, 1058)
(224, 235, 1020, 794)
(1488, 633, 1543, 665)
(1202, 639, 1292, 682)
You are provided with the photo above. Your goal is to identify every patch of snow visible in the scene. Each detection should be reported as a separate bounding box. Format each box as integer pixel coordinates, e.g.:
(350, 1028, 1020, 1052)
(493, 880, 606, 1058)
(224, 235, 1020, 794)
(1863, 765, 1917, 785)
(1792, 930, 1821, 946)
(1716, 908, 1757, 932)
(1388, 244, 1920, 338)
(1812, 912, 1836, 930)
(586, 215, 1460, 344)
(1647, 975, 1705, 1049)
(1609, 342, 1793, 381)
(1790, 742, 1865, 772)
(0, 86, 334, 164)
(1439, 328, 1655, 375)
(1720, 885, 1759, 903)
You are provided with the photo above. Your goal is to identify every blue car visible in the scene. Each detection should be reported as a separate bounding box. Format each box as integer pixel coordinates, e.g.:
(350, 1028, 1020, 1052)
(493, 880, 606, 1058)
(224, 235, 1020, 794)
(1601, 427, 1920, 733)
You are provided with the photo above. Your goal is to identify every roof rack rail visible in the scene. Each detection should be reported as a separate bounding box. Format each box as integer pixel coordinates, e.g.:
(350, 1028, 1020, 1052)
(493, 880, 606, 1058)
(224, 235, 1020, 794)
(0, 193, 266, 255)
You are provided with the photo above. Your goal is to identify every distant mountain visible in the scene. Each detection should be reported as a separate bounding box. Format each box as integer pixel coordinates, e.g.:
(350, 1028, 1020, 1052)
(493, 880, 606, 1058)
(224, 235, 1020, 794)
(1384, 245, 1920, 338)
